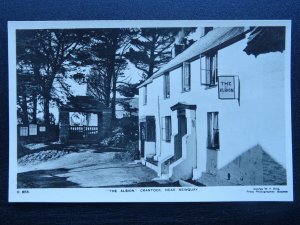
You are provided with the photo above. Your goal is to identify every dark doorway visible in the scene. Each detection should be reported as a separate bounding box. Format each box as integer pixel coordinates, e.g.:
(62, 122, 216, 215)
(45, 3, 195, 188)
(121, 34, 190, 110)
(174, 109, 187, 159)
(140, 122, 146, 157)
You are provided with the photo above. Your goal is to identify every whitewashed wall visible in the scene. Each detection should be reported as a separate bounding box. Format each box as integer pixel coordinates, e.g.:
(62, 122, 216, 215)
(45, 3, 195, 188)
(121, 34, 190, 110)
(139, 34, 286, 176)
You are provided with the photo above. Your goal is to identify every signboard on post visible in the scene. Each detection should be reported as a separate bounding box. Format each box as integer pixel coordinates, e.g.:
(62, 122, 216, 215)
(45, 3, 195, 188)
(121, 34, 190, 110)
(29, 124, 38, 135)
(218, 76, 236, 99)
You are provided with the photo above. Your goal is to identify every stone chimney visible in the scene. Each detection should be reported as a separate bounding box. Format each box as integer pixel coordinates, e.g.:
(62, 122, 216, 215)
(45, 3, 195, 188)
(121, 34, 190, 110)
(199, 27, 213, 38)
(171, 44, 185, 58)
(171, 29, 185, 57)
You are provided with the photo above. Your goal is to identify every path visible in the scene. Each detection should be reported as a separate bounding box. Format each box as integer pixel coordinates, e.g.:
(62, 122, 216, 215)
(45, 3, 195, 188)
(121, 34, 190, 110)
(17, 148, 157, 188)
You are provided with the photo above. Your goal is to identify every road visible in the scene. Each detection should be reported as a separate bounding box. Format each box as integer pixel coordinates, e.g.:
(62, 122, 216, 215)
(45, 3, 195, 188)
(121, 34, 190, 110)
(17, 148, 158, 188)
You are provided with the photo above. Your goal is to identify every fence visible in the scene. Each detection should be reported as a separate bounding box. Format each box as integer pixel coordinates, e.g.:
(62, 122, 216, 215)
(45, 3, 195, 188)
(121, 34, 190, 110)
(17, 124, 59, 142)
(69, 125, 99, 140)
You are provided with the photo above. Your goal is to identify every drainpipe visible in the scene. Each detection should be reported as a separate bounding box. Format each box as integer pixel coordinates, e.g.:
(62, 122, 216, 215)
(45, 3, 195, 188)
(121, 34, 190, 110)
(158, 96, 162, 157)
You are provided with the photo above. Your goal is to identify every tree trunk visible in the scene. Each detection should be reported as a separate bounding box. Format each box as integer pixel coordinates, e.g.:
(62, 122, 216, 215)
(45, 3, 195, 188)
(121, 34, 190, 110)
(104, 76, 111, 107)
(31, 92, 38, 124)
(110, 40, 118, 122)
(147, 43, 155, 79)
(111, 72, 117, 121)
(43, 95, 50, 127)
(21, 93, 29, 124)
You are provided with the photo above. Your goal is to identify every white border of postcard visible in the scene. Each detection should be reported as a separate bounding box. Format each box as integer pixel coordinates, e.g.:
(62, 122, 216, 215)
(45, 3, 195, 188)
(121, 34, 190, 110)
(8, 20, 293, 202)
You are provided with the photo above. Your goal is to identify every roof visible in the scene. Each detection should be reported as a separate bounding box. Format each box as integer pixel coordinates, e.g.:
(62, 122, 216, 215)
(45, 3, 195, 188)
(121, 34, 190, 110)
(170, 102, 197, 111)
(138, 27, 249, 88)
(60, 96, 111, 113)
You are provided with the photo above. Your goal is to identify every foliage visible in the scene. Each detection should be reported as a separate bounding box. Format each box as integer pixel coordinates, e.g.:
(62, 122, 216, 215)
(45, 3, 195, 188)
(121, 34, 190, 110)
(100, 127, 125, 147)
(101, 116, 138, 147)
(74, 28, 139, 120)
(125, 28, 196, 79)
(113, 141, 140, 161)
(16, 27, 196, 127)
(16, 29, 89, 126)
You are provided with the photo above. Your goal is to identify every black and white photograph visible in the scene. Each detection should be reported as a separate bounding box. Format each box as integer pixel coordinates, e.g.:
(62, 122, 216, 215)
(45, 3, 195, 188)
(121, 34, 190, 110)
(8, 20, 293, 202)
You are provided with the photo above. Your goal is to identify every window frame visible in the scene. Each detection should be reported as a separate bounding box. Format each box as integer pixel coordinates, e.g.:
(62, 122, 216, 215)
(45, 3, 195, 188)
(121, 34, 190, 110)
(200, 52, 218, 87)
(163, 72, 170, 99)
(143, 85, 147, 105)
(182, 62, 191, 92)
(162, 116, 172, 142)
(207, 112, 219, 150)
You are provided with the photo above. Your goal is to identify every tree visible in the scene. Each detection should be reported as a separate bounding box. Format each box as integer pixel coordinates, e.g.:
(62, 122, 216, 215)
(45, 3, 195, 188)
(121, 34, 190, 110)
(117, 82, 139, 98)
(16, 29, 89, 128)
(77, 28, 138, 120)
(125, 28, 196, 79)
(16, 69, 39, 124)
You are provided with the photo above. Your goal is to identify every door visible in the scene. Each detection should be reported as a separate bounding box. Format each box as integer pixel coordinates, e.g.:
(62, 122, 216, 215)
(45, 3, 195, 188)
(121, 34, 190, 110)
(174, 110, 187, 159)
(140, 122, 146, 157)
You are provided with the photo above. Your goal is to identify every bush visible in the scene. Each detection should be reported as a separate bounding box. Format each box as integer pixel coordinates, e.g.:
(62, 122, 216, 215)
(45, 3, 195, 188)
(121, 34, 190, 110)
(112, 141, 140, 161)
(100, 127, 125, 147)
(125, 141, 140, 160)
(101, 116, 139, 147)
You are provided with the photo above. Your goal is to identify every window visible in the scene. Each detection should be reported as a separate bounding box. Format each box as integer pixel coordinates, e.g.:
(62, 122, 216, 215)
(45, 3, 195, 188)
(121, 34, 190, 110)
(201, 52, 218, 86)
(207, 112, 219, 149)
(20, 127, 28, 136)
(182, 62, 191, 92)
(143, 86, 147, 105)
(162, 116, 172, 142)
(163, 72, 170, 99)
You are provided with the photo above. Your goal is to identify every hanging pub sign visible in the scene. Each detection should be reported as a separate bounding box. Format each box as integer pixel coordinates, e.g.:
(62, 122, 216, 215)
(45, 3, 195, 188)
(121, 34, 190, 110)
(218, 76, 237, 99)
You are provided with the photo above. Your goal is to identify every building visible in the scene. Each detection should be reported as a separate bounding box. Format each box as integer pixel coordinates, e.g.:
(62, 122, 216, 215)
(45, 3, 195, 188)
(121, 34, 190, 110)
(137, 27, 287, 186)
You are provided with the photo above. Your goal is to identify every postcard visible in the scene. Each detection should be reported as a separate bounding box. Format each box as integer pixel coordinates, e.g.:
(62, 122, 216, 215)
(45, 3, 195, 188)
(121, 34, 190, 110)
(8, 20, 293, 202)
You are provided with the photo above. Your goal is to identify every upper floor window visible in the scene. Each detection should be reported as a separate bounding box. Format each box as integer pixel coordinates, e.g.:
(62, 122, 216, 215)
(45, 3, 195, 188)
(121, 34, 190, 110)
(182, 62, 191, 92)
(143, 86, 147, 105)
(201, 52, 218, 86)
(163, 72, 170, 99)
(162, 116, 172, 142)
(207, 112, 219, 150)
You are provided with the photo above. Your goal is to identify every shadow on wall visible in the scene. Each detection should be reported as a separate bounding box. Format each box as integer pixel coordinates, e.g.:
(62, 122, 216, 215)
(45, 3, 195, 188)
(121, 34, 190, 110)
(199, 144, 286, 186)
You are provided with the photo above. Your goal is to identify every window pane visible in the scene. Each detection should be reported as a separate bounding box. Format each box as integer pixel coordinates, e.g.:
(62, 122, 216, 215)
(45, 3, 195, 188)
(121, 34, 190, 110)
(206, 56, 211, 84)
(144, 86, 147, 104)
(207, 112, 219, 149)
(202, 53, 218, 86)
(166, 116, 171, 141)
(183, 62, 191, 91)
(161, 117, 166, 140)
(164, 73, 170, 98)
